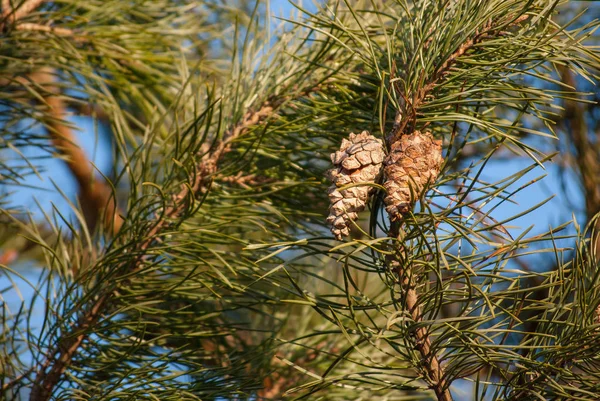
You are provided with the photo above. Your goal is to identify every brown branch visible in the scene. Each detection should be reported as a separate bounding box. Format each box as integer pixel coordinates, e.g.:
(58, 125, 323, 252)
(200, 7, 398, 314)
(388, 14, 529, 144)
(14, 22, 74, 35)
(2, 1, 78, 38)
(28, 100, 280, 401)
(386, 223, 452, 401)
(1, 1, 118, 235)
(386, 245, 452, 401)
(217, 172, 276, 189)
(560, 67, 600, 255)
(30, 68, 124, 236)
(381, 19, 532, 397)
(1, 0, 45, 24)
(6, 1, 294, 397)
(2, 1, 115, 237)
(2, 367, 35, 393)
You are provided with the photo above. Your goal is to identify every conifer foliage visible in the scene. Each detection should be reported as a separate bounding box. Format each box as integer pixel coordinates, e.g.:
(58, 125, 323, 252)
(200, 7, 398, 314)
(1, 1, 600, 400)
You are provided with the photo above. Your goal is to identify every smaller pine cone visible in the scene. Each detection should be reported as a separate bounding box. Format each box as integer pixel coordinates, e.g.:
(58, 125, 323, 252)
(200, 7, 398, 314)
(384, 131, 443, 220)
(326, 131, 385, 240)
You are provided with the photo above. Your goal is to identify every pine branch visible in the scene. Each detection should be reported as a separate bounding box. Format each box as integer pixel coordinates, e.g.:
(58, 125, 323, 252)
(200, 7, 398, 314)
(216, 172, 276, 189)
(36, 69, 123, 235)
(2, 367, 34, 393)
(388, 14, 530, 143)
(1, 1, 117, 236)
(560, 67, 600, 254)
(1, 0, 45, 22)
(379, 16, 537, 397)
(1, 0, 46, 32)
(28, 98, 282, 401)
(386, 234, 452, 401)
(379, 15, 531, 400)
(14, 22, 74, 36)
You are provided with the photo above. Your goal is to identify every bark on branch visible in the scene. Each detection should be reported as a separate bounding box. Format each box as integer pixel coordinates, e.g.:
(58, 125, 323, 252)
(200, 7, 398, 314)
(14, 22, 74, 35)
(386, 237, 453, 401)
(379, 14, 534, 399)
(1, 0, 46, 23)
(560, 67, 600, 256)
(2, 0, 77, 37)
(33, 69, 124, 235)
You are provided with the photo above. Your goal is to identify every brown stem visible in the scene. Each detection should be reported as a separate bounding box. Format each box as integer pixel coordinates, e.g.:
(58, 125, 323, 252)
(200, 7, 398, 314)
(389, 14, 529, 144)
(560, 67, 600, 255)
(1, 0, 45, 23)
(28, 100, 280, 401)
(32, 68, 124, 236)
(14, 22, 74, 35)
(2, 1, 110, 236)
(2, 1, 79, 42)
(387, 231, 452, 401)
(383, 19, 529, 394)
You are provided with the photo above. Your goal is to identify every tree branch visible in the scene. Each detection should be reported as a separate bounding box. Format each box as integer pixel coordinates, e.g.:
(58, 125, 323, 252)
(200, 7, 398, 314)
(379, 14, 533, 394)
(560, 67, 600, 255)
(1, 0, 45, 24)
(14, 22, 74, 35)
(382, 18, 532, 395)
(386, 237, 453, 401)
(2, 0, 77, 38)
(2, 0, 122, 237)
(32, 68, 124, 235)
(28, 99, 281, 401)
(388, 14, 529, 143)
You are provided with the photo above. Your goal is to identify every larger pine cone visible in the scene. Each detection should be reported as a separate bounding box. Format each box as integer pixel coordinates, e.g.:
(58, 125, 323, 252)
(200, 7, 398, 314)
(384, 131, 443, 221)
(326, 131, 385, 240)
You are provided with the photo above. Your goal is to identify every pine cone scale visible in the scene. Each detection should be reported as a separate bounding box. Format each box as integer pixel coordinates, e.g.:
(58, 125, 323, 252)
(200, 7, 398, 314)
(383, 131, 443, 221)
(326, 131, 385, 240)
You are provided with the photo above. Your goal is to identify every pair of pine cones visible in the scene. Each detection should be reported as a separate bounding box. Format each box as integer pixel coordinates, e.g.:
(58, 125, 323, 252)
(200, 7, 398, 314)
(326, 130, 443, 240)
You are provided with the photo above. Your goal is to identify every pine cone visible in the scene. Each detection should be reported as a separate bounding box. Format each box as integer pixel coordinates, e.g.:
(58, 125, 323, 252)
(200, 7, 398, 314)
(326, 131, 385, 240)
(384, 131, 443, 220)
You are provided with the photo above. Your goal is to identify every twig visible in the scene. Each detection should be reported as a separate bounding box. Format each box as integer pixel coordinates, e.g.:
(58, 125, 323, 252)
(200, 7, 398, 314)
(31, 68, 124, 235)
(217, 172, 276, 189)
(28, 100, 280, 401)
(2, 0, 45, 21)
(2, 0, 77, 38)
(389, 14, 529, 143)
(386, 237, 452, 401)
(15, 22, 74, 36)
(2, 367, 35, 393)
(560, 67, 600, 255)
